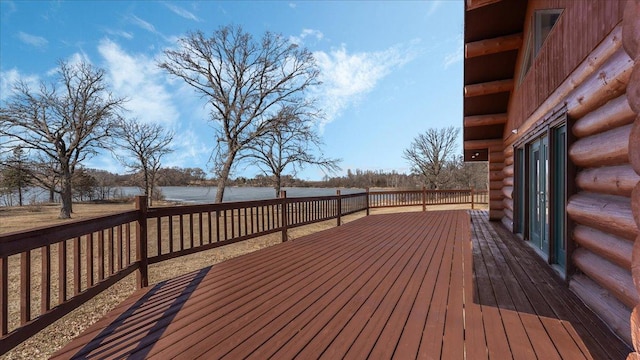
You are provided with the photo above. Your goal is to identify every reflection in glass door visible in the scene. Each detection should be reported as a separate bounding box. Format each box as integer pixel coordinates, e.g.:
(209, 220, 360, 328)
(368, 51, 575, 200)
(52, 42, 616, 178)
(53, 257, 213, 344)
(552, 125, 567, 270)
(528, 136, 549, 256)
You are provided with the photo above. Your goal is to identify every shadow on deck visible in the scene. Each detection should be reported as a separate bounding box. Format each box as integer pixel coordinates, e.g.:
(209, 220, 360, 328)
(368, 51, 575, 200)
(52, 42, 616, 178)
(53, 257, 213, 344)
(51, 210, 629, 359)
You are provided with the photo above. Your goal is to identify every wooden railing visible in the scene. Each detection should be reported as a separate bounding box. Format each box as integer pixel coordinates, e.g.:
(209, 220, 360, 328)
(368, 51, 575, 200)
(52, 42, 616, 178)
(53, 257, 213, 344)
(0, 188, 483, 354)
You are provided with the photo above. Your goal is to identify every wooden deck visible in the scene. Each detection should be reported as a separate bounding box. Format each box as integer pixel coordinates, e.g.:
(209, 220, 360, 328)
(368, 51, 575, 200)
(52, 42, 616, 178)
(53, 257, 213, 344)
(51, 210, 629, 359)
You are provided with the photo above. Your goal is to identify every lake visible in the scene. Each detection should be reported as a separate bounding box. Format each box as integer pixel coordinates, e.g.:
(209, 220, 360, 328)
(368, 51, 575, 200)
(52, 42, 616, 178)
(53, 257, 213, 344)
(1, 186, 365, 206)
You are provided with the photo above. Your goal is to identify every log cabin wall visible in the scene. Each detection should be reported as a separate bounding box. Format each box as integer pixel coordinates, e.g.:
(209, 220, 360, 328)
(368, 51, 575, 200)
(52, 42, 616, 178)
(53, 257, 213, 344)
(501, 0, 639, 346)
(621, 1, 640, 357)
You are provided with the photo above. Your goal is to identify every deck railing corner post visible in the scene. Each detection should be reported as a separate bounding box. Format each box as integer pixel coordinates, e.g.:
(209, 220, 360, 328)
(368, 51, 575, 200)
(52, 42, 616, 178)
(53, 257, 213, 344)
(281, 191, 288, 242)
(135, 196, 149, 288)
(365, 187, 370, 216)
(422, 186, 426, 212)
(336, 190, 342, 226)
(471, 188, 475, 210)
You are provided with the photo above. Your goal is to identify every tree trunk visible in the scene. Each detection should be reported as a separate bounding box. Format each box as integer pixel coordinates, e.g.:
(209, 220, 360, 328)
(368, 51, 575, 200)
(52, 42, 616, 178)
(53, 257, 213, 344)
(274, 174, 282, 198)
(215, 152, 237, 203)
(17, 186, 23, 206)
(59, 171, 73, 219)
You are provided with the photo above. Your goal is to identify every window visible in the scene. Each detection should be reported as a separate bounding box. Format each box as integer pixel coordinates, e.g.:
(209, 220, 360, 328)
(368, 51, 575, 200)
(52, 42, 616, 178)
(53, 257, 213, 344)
(518, 9, 563, 84)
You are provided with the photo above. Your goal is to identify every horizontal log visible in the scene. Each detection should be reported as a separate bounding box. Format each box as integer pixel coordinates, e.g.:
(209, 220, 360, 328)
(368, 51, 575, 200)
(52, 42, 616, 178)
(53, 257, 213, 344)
(503, 176, 514, 186)
(576, 164, 640, 197)
(464, 113, 508, 127)
(567, 192, 638, 240)
(629, 352, 640, 360)
(504, 154, 514, 166)
(502, 186, 513, 200)
(574, 225, 632, 270)
(573, 248, 639, 308)
(632, 306, 640, 354)
(466, 0, 501, 11)
(623, 0, 640, 60)
(569, 124, 632, 167)
(634, 183, 640, 229)
(464, 79, 514, 98)
(490, 151, 505, 163)
(569, 274, 632, 345)
(501, 216, 513, 232)
(465, 33, 522, 58)
(504, 145, 514, 157)
(506, 26, 624, 148)
(628, 64, 640, 113)
(490, 200, 504, 210)
(573, 94, 635, 138)
(503, 164, 514, 177)
(489, 171, 504, 181)
(634, 235, 640, 299)
(567, 48, 633, 119)
(489, 209, 504, 221)
(489, 162, 503, 171)
(631, 119, 640, 175)
(465, 139, 503, 151)
(489, 181, 503, 190)
(503, 198, 513, 213)
(489, 189, 502, 199)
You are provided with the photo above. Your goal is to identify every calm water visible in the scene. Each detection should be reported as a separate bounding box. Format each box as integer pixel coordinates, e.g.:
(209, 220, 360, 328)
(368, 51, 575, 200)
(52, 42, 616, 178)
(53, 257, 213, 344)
(2, 186, 364, 205)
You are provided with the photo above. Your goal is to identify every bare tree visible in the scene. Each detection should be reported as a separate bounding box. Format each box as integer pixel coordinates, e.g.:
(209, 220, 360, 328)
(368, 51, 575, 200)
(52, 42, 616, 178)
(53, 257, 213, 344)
(113, 118, 173, 206)
(159, 25, 320, 202)
(0, 61, 125, 218)
(0, 147, 32, 206)
(244, 106, 340, 197)
(403, 126, 460, 190)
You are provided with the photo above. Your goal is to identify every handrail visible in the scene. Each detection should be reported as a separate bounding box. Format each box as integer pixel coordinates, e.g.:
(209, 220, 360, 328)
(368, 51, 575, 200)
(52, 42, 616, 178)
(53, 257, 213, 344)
(0, 188, 484, 355)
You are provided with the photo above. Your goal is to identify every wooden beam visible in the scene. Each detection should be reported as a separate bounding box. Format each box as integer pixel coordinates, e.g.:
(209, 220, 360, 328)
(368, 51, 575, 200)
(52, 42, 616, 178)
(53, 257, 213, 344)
(573, 248, 639, 309)
(466, 0, 501, 11)
(573, 94, 635, 138)
(464, 138, 503, 151)
(569, 274, 631, 345)
(567, 192, 638, 241)
(569, 124, 631, 168)
(622, 0, 640, 60)
(464, 113, 508, 127)
(574, 224, 633, 270)
(464, 79, 514, 98)
(465, 33, 523, 58)
(576, 165, 640, 197)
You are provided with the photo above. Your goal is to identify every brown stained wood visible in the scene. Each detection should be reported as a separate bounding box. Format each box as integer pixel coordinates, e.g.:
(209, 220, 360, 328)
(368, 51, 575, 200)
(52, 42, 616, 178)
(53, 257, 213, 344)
(574, 225, 633, 270)
(502, 186, 513, 200)
(58, 241, 67, 303)
(570, 274, 632, 345)
(506, 24, 624, 147)
(573, 248, 639, 309)
(630, 352, 640, 360)
(503, 164, 514, 177)
(633, 305, 640, 352)
(465, 139, 504, 151)
(569, 123, 632, 167)
(629, 64, 640, 114)
(41, 245, 51, 313)
(567, 192, 638, 240)
(464, 79, 514, 98)
(50, 211, 630, 360)
(566, 47, 633, 120)
(573, 94, 635, 138)
(634, 235, 640, 297)
(623, 0, 640, 60)
(20, 251, 30, 324)
(0, 256, 7, 335)
(576, 164, 640, 197)
(464, 113, 508, 127)
(630, 119, 640, 175)
(466, 33, 522, 58)
(490, 151, 506, 163)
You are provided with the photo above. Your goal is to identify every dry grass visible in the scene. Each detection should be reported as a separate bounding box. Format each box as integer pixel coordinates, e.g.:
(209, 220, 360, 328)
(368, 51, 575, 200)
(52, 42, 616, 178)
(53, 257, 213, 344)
(0, 201, 486, 359)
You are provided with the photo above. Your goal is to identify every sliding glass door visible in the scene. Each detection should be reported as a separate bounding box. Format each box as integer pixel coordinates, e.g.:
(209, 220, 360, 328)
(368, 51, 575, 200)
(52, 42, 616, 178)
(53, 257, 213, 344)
(528, 136, 549, 257)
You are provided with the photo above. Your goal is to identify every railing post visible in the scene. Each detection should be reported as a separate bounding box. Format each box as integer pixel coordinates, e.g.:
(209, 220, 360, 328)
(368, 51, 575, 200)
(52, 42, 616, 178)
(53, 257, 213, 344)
(135, 196, 149, 288)
(471, 188, 475, 210)
(281, 191, 288, 242)
(422, 186, 426, 212)
(365, 187, 370, 216)
(336, 190, 342, 226)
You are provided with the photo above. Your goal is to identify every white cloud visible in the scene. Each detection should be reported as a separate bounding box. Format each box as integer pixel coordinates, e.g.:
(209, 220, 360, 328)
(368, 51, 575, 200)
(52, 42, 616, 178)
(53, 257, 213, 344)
(164, 3, 200, 22)
(0, 68, 39, 100)
(97, 38, 179, 126)
(427, 0, 442, 17)
(443, 36, 463, 69)
(289, 29, 323, 46)
(105, 29, 134, 40)
(313, 43, 416, 129)
(129, 15, 157, 34)
(17, 31, 48, 48)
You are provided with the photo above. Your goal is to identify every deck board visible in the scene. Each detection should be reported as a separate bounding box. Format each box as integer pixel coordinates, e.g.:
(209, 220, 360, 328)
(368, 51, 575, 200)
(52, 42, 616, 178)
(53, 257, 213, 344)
(51, 210, 630, 359)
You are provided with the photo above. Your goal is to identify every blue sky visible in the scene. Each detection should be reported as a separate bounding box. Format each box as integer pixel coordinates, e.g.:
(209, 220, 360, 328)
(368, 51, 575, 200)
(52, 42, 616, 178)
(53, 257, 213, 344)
(0, 0, 464, 180)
